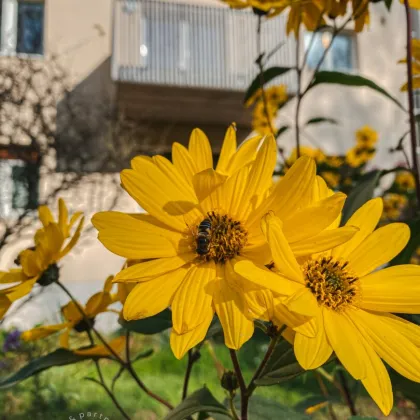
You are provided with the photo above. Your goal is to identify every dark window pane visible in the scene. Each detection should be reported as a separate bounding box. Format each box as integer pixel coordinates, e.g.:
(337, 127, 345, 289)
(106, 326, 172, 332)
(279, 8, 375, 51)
(17, 3, 44, 55)
(332, 34, 353, 71)
(304, 32, 326, 70)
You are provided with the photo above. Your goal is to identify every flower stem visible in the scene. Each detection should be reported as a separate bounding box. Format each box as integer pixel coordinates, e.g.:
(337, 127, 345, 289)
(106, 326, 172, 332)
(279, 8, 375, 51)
(337, 370, 357, 416)
(229, 349, 248, 420)
(295, 26, 302, 158)
(403, 0, 420, 210)
(182, 349, 198, 400)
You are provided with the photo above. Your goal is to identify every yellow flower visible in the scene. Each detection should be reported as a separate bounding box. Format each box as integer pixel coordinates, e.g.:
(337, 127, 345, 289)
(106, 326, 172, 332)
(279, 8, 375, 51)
(320, 171, 340, 188)
(73, 336, 127, 357)
(352, 0, 369, 32)
(22, 279, 114, 349)
(287, 146, 325, 168)
(92, 130, 354, 359)
(395, 171, 416, 191)
(236, 197, 420, 415)
(381, 193, 408, 221)
(326, 0, 348, 18)
(247, 85, 288, 108)
(324, 155, 345, 168)
(220, 0, 285, 13)
(355, 126, 378, 148)
(399, 39, 420, 91)
(345, 145, 375, 167)
(0, 199, 84, 317)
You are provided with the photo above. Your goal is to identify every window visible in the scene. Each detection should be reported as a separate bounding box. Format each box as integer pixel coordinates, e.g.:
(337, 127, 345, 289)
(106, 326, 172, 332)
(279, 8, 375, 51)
(17, 2, 44, 55)
(304, 30, 356, 72)
(0, 0, 44, 55)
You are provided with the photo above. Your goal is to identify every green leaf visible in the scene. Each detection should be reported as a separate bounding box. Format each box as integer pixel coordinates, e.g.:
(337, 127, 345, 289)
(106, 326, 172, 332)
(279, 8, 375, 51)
(0, 348, 97, 389)
(255, 339, 306, 385)
(308, 71, 405, 111)
(244, 66, 293, 104)
(164, 387, 232, 420)
(384, 0, 392, 11)
(341, 170, 381, 225)
(276, 125, 290, 138)
(119, 308, 172, 335)
(234, 395, 309, 420)
(390, 218, 420, 265)
(391, 369, 420, 407)
(305, 117, 339, 126)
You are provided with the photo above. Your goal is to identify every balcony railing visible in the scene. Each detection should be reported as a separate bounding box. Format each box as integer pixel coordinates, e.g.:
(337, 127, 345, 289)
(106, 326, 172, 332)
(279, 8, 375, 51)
(112, 0, 297, 91)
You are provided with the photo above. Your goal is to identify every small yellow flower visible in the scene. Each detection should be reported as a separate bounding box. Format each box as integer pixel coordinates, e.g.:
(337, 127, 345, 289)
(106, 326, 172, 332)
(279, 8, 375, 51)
(395, 171, 416, 191)
(324, 155, 345, 168)
(93, 128, 354, 359)
(381, 193, 408, 221)
(399, 39, 420, 91)
(346, 145, 375, 167)
(355, 126, 378, 148)
(0, 199, 84, 318)
(320, 171, 340, 188)
(22, 277, 114, 349)
(236, 198, 420, 416)
(220, 0, 285, 13)
(287, 146, 325, 168)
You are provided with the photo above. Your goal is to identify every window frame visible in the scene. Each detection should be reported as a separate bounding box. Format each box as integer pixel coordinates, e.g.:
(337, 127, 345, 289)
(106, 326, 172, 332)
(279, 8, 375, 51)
(303, 29, 358, 74)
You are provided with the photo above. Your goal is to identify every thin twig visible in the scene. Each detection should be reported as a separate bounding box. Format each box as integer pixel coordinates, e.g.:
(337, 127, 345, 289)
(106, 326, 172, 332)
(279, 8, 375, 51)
(403, 0, 420, 210)
(337, 370, 357, 416)
(314, 371, 338, 420)
(295, 20, 302, 158)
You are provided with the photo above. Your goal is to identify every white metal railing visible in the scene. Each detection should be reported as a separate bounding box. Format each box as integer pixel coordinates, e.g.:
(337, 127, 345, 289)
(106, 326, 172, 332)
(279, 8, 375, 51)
(112, 0, 297, 91)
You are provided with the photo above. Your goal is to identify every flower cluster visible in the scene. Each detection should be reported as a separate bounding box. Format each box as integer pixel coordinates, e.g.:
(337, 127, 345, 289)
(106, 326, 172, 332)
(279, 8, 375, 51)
(400, 38, 420, 91)
(92, 126, 420, 415)
(246, 85, 288, 136)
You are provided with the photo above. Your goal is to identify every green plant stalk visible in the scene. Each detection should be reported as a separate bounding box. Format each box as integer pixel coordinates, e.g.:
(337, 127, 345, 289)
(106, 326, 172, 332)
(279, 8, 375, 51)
(337, 370, 357, 416)
(229, 349, 248, 420)
(182, 350, 194, 400)
(403, 0, 420, 210)
(56, 280, 173, 411)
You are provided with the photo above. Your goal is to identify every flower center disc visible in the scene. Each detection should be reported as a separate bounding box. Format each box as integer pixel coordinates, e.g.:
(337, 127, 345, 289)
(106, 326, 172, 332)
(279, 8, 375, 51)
(303, 256, 359, 310)
(197, 212, 247, 263)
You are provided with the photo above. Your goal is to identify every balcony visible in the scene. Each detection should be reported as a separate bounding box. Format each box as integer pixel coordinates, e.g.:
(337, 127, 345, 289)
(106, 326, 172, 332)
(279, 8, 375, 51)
(112, 0, 296, 149)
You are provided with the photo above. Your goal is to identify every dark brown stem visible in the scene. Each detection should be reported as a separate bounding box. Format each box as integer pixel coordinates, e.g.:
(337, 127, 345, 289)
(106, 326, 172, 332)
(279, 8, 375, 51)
(295, 27, 302, 158)
(338, 370, 357, 416)
(182, 350, 194, 400)
(229, 349, 248, 420)
(247, 334, 280, 395)
(403, 0, 420, 210)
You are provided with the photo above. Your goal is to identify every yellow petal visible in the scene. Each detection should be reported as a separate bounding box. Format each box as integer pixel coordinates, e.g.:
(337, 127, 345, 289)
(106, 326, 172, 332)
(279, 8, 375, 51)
(38, 205, 54, 227)
(214, 267, 254, 349)
(172, 142, 197, 186)
(216, 124, 237, 174)
(172, 263, 215, 334)
(360, 333, 393, 416)
(284, 288, 320, 317)
(21, 323, 69, 341)
(247, 156, 316, 227)
(332, 198, 383, 260)
(263, 213, 303, 283)
(58, 215, 84, 260)
(20, 249, 41, 277)
(0, 295, 12, 319)
(58, 198, 69, 237)
(350, 308, 420, 382)
(359, 265, 420, 313)
(103, 275, 114, 293)
(290, 227, 358, 257)
(113, 254, 196, 283)
(85, 291, 113, 317)
(241, 135, 277, 216)
(120, 165, 195, 231)
(6, 278, 37, 302)
(170, 309, 214, 359)
(284, 193, 347, 243)
(62, 301, 84, 323)
(192, 169, 227, 202)
(234, 260, 301, 296)
(226, 135, 262, 174)
(294, 315, 333, 369)
(0, 269, 27, 284)
(60, 328, 70, 348)
(74, 336, 127, 357)
(348, 223, 410, 277)
(323, 308, 368, 380)
(373, 313, 420, 347)
(123, 266, 188, 321)
(188, 128, 213, 171)
(92, 212, 182, 259)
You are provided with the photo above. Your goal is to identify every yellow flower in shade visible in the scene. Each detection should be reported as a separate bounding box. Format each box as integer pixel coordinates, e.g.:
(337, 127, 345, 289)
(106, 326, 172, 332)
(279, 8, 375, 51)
(345, 145, 375, 167)
(355, 125, 378, 148)
(92, 132, 354, 359)
(320, 171, 340, 188)
(286, 146, 325, 168)
(220, 0, 285, 12)
(400, 39, 420, 91)
(410, 246, 420, 265)
(326, 0, 348, 18)
(324, 155, 345, 168)
(351, 0, 369, 32)
(73, 336, 127, 357)
(246, 85, 288, 108)
(381, 193, 408, 221)
(22, 277, 114, 349)
(395, 171, 416, 191)
(236, 197, 420, 415)
(0, 199, 84, 318)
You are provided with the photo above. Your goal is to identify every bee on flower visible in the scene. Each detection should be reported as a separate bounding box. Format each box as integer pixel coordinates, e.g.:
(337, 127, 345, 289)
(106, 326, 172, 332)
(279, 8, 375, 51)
(93, 126, 356, 359)
(0, 199, 84, 320)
